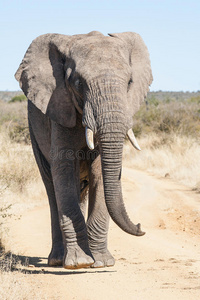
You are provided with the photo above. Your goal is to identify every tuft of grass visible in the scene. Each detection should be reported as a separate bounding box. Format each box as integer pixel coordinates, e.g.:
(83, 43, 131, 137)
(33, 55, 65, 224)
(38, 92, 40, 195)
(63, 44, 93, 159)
(0, 251, 29, 272)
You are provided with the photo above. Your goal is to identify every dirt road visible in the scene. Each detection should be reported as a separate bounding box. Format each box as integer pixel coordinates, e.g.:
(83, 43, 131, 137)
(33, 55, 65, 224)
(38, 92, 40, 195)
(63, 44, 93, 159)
(5, 167, 200, 299)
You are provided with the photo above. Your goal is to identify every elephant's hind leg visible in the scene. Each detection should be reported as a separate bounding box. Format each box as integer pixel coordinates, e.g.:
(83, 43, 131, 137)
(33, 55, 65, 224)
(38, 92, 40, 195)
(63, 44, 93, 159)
(87, 156, 115, 268)
(29, 124, 64, 266)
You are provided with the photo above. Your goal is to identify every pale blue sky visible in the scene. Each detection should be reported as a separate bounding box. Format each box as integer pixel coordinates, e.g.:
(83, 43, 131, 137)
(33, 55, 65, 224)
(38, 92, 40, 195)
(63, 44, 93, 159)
(0, 0, 200, 91)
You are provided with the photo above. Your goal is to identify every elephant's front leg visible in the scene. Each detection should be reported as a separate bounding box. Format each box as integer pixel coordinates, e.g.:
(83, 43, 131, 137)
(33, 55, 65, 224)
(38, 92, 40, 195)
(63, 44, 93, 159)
(50, 124, 94, 269)
(87, 155, 115, 268)
(51, 159, 94, 269)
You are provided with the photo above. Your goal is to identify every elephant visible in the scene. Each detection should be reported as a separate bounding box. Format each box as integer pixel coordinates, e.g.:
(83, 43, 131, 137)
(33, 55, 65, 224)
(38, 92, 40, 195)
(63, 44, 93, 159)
(15, 31, 153, 269)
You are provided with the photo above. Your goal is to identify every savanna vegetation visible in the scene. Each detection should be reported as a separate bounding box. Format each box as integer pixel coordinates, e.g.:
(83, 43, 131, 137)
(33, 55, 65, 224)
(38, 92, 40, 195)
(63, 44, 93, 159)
(0, 91, 200, 296)
(0, 98, 46, 298)
(124, 93, 200, 189)
(0, 99, 45, 250)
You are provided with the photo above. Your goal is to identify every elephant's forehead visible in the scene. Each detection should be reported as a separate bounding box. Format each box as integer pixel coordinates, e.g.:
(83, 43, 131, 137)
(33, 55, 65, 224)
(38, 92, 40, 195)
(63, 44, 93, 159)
(70, 36, 129, 62)
(70, 36, 130, 76)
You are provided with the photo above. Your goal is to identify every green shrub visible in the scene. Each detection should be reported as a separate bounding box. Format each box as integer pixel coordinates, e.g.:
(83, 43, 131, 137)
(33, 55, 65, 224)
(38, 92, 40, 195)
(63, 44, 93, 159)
(9, 94, 27, 103)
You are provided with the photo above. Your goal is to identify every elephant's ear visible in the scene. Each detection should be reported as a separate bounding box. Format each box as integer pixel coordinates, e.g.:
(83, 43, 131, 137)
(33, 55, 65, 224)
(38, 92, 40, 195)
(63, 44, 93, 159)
(109, 32, 153, 114)
(15, 34, 76, 127)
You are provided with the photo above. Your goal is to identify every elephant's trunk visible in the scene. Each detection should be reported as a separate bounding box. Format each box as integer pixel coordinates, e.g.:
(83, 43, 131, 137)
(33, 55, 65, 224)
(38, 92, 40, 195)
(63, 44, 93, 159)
(97, 122, 145, 236)
(83, 77, 145, 236)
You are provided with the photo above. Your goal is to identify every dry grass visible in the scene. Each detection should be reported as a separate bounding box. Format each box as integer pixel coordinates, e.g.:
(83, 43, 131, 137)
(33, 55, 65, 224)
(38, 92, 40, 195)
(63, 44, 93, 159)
(0, 133, 46, 253)
(0, 113, 46, 253)
(124, 96, 200, 189)
(123, 133, 200, 188)
(0, 132, 37, 192)
(0, 100, 30, 144)
(0, 128, 45, 202)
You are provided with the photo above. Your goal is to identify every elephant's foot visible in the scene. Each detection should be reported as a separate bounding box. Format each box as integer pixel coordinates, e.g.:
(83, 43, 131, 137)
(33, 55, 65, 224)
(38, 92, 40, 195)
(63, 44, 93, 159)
(48, 244, 64, 266)
(90, 250, 115, 268)
(64, 245, 94, 269)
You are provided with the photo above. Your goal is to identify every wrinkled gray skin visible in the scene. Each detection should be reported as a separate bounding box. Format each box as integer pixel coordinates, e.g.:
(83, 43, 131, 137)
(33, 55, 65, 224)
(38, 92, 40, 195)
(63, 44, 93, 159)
(15, 31, 152, 269)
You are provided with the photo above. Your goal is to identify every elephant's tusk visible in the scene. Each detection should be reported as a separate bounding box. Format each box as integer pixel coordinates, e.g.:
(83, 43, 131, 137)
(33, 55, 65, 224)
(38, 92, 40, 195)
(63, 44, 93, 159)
(127, 129, 141, 151)
(85, 127, 94, 150)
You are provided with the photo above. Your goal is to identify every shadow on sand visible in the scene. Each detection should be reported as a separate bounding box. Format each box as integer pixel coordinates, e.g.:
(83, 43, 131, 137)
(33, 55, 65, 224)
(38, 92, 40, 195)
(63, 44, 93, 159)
(0, 251, 116, 275)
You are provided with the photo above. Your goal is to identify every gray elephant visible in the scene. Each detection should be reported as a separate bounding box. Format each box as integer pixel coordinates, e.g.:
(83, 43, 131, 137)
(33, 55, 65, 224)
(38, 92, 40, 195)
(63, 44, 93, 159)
(15, 31, 152, 269)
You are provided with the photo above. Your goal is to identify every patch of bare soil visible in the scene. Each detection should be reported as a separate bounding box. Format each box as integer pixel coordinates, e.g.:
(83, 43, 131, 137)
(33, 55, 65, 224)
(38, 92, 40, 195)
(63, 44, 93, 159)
(2, 167, 200, 300)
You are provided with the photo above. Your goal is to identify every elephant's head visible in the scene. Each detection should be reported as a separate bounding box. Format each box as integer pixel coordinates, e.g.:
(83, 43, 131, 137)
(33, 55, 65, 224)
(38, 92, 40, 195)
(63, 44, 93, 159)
(15, 31, 153, 236)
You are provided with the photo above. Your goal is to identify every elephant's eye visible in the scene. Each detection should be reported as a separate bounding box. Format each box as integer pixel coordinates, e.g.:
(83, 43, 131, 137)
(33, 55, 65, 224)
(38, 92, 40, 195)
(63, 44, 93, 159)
(127, 78, 133, 92)
(74, 79, 83, 91)
(128, 78, 133, 86)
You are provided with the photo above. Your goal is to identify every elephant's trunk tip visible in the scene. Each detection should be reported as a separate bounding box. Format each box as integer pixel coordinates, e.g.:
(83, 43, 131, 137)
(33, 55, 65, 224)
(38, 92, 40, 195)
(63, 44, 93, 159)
(136, 223, 145, 236)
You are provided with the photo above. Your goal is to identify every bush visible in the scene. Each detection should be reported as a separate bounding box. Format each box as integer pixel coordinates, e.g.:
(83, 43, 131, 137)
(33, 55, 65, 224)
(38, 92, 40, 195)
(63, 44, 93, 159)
(147, 96, 160, 107)
(9, 94, 27, 103)
(8, 123, 30, 144)
(0, 101, 30, 144)
(133, 98, 200, 138)
(187, 95, 200, 104)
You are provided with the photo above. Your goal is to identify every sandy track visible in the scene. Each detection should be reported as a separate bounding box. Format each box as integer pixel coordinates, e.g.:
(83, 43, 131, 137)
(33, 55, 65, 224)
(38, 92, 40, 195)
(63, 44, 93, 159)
(5, 168, 200, 299)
